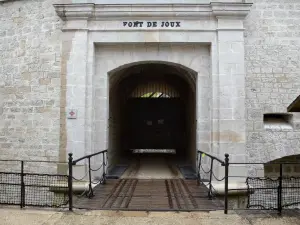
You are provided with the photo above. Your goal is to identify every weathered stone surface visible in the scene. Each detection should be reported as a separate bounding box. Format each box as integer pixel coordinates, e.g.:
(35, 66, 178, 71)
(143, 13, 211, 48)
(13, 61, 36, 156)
(0, 0, 62, 171)
(244, 0, 300, 170)
(0, 0, 300, 178)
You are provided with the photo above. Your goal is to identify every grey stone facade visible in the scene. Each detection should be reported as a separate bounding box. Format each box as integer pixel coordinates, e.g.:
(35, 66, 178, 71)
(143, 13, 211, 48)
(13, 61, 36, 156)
(244, 0, 300, 175)
(0, 0, 299, 176)
(0, 0, 62, 167)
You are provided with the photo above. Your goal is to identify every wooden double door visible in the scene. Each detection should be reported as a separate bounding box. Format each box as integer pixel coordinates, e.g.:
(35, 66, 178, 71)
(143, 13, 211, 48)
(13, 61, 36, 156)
(125, 98, 185, 150)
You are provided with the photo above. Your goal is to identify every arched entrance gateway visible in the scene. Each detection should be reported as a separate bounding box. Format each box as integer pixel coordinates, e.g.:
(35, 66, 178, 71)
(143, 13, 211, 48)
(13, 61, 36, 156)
(54, 2, 252, 210)
(108, 62, 197, 178)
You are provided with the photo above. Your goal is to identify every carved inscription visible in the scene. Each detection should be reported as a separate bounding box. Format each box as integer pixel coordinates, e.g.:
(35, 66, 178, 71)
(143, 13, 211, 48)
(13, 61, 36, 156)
(123, 21, 181, 28)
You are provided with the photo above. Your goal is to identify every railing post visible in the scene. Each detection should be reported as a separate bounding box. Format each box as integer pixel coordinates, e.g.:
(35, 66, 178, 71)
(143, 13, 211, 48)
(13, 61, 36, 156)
(197, 152, 202, 186)
(208, 159, 214, 199)
(278, 163, 283, 215)
(224, 154, 229, 214)
(102, 152, 106, 184)
(88, 157, 94, 198)
(20, 161, 25, 208)
(68, 153, 73, 211)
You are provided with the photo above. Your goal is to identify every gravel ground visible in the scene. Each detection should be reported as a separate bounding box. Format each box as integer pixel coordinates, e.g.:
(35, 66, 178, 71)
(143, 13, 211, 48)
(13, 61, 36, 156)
(0, 207, 300, 225)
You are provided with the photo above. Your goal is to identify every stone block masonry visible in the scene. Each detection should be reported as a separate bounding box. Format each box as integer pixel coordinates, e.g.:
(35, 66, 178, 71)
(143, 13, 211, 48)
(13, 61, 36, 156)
(1, 0, 300, 178)
(0, 0, 63, 171)
(244, 0, 300, 174)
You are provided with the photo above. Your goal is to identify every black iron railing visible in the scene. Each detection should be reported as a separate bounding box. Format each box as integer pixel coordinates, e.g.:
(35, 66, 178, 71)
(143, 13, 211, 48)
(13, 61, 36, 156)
(1, 151, 300, 215)
(0, 160, 69, 209)
(226, 161, 300, 215)
(196, 150, 225, 199)
(197, 151, 300, 215)
(70, 150, 108, 199)
(0, 150, 108, 211)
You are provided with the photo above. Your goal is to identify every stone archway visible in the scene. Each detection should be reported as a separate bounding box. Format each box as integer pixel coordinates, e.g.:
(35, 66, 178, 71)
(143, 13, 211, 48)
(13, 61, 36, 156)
(91, 44, 211, 172)
(107, 62, 197, 177)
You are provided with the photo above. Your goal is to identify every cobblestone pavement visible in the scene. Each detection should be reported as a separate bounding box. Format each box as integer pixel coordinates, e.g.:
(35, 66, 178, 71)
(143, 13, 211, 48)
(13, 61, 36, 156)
(1, 207, 300, 225)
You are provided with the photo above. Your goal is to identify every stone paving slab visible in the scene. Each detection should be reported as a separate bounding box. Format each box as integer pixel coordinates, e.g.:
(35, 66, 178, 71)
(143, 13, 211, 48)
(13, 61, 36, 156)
(0, 207, 300, 225)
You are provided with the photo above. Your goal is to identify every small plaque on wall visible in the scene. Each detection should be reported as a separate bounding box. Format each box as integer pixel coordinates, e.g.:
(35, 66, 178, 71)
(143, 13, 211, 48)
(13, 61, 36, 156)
(67, 109, 77, 119)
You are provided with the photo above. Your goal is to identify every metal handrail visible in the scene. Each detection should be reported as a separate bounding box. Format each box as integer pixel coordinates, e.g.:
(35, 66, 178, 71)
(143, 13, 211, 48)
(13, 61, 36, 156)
(72, 150, 108, 165)
(197, 150, 224, 165)
(69, 150, 108, 203)
(0, 159, 64, 163)
(196, 150, 227, 209)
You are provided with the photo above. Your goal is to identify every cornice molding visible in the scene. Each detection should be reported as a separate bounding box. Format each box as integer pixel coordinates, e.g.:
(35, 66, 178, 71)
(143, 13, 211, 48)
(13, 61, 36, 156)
(53, 3, 252, 21)
(211, 2, 253, 19)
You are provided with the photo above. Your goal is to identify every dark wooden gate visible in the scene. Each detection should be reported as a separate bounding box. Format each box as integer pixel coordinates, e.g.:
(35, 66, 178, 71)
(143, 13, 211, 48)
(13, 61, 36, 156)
(126, 98, 185, 150)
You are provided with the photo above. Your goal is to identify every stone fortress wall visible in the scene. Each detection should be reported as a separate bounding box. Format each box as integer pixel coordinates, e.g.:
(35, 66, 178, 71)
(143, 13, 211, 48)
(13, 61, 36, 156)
(0, 0, 300, 174)
(244, 0, 300, 176)
(0, 0, 63, 172)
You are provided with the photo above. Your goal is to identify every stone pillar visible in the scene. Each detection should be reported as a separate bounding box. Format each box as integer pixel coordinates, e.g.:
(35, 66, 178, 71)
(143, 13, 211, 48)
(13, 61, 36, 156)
(212, 3, 252, 179)
(64, 29, 88, 161)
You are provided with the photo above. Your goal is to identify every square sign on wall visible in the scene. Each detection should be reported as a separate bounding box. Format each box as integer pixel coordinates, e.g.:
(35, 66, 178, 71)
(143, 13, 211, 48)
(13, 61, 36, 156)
(67, 109, 77, 119)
